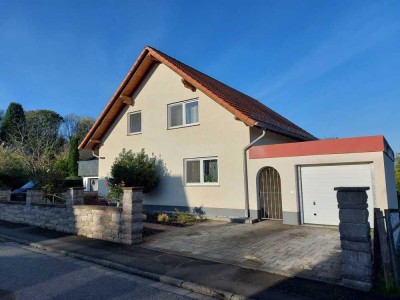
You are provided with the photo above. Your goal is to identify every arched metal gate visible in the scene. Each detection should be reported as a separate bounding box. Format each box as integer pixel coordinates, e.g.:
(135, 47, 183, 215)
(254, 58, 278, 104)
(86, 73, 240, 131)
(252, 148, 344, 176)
(259, 167, 283, 220)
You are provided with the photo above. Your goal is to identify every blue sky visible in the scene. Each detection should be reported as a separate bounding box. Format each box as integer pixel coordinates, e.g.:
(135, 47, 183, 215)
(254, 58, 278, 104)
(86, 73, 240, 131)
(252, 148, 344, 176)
(0, 0, 399, 151)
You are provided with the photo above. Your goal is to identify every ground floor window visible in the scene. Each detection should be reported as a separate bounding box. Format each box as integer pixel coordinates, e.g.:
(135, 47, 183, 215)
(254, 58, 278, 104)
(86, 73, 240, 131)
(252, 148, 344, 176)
(184, 157, 218, 185)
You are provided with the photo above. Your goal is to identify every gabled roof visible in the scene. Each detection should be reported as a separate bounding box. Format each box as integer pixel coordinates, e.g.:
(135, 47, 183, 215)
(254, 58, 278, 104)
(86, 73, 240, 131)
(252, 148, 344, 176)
(79, 46, 317, 150)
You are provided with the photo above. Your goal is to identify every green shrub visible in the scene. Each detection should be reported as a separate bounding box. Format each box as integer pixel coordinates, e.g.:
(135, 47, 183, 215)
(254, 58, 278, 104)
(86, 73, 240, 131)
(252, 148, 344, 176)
(174, 210, 197, 224)
(68, 136, 79, 177)
(0, 147, 29, 189)
(110, 148, 160, 193)
(105, 181, 123, 203)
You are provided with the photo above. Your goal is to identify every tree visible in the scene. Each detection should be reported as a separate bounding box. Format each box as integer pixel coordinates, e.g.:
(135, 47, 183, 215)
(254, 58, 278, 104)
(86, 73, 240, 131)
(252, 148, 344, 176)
(0, 102, 25, 144)
(76, 116, 95, 143)
(395, 154, 400, 200)
(0, 146, 29, 189)
(61, 113, 95, 143)
(109, 149, 160, 193)
(0, 109, 4, 124)
(60, 113, 79, 141)
(0, 109, 4, 141)
(68, 136, 79, 178)
(7, 109, 64, 186)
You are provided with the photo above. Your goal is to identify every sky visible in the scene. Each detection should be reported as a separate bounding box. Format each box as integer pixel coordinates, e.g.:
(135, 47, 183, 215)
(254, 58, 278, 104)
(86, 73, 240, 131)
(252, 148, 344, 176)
(0, 0, 399, 152)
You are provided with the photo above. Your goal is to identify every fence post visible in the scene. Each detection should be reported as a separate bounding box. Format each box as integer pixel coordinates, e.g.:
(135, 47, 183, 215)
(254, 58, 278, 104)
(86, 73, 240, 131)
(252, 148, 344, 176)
(384, 209, 399, 286)
(26, 189, 42, 205)
(373, 209, 382, 284)
(0, 189, 11, 201)
(335, 186, 373, 291)
(122, 187, 143, 245)
(375, 209, 395, 289)
(65, 187, 84, 206)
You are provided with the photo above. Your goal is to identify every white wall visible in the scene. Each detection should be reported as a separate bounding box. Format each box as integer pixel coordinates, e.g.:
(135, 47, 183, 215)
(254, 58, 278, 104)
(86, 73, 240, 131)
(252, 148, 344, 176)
(250, 127, 299, 145)
(98, 63, 253, 213)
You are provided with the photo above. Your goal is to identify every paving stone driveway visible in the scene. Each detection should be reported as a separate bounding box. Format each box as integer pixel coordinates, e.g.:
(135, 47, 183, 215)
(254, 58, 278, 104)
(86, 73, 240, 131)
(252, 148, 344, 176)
(142, 221, 341, 283)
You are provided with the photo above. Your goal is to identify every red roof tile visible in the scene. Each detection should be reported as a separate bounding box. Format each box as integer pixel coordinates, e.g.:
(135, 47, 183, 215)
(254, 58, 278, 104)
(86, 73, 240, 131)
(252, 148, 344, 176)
(148, 46, 317, 141)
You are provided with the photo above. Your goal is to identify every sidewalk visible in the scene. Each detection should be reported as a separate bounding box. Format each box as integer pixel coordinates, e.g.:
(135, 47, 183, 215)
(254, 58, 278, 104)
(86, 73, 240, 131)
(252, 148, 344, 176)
(0, 220, 391, 300)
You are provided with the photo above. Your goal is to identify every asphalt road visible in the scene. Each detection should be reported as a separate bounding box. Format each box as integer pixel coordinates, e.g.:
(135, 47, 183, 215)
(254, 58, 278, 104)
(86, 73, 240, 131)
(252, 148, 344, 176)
(0, 239, 213, 300)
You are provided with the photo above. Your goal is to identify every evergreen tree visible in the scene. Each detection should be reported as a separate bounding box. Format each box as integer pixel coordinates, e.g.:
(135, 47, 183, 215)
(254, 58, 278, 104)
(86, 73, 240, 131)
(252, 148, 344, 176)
(395, 154, 400, 200)
(68, 136, 79, 178)
(0, 102, 25, 143)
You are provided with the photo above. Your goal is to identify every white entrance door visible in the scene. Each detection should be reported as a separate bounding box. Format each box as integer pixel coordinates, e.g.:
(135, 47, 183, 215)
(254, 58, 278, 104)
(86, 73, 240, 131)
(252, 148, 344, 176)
(300, 164, 374, 226)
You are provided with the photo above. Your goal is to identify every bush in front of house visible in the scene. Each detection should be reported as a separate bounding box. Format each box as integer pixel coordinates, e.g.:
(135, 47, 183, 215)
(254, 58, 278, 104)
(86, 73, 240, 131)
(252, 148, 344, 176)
(105, 179, 123, 204)
(174, 210, 198, 224)
(110, 148, 160, 193)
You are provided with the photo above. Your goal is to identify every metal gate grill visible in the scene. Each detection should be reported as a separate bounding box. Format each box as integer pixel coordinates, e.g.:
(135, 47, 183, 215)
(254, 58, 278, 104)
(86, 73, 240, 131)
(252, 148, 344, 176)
(259, 167, 282, 220)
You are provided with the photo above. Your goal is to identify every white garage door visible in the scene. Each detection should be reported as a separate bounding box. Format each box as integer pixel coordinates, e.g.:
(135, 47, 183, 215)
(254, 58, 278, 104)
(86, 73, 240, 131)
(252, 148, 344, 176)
(300, 164, 374, 226)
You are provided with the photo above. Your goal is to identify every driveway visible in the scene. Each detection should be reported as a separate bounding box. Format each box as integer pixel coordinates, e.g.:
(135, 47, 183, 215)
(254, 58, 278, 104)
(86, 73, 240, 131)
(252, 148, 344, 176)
(142, 221, 341, 283)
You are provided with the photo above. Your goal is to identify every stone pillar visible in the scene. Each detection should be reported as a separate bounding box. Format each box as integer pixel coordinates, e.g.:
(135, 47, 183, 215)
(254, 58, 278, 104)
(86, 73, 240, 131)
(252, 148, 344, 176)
(26, 189, 42, 205)
(65, 187, 84, 206)
(335, 187, 372, 291)
(122, 187, 144, 244)
(0, 189, 11, 201)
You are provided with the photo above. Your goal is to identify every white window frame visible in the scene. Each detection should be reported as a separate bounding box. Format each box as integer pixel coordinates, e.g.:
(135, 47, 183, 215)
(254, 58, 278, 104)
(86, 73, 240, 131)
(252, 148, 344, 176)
(184, 157, 219, 186)
(127, 111, 142, 135)
(167, 98, 199, 129)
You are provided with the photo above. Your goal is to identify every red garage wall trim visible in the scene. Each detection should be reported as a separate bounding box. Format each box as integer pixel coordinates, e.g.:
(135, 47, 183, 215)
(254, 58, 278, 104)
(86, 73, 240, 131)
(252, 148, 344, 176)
(249, 135, 386, 159)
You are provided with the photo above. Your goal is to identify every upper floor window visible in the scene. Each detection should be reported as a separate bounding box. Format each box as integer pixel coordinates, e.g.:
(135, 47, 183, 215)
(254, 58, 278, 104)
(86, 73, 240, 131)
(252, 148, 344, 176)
(128, 111, 141, 134)
(168, 99, 199, 129)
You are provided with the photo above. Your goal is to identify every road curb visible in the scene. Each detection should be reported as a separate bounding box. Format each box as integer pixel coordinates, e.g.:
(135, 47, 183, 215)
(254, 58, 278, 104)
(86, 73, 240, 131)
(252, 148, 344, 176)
(0, 233, 253, 300)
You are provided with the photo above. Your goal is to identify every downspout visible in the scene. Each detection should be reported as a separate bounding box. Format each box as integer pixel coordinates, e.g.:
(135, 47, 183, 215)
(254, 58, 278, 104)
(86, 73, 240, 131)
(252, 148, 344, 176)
(92, 150, 100, 159)
(243, 126, 267, 219)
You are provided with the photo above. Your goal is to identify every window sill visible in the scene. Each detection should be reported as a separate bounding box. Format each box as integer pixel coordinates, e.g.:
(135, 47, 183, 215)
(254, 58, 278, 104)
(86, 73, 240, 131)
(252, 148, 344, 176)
(167, 123, 200, 130)
(184, 183, 220, 187)
(127, 132, 142, 136)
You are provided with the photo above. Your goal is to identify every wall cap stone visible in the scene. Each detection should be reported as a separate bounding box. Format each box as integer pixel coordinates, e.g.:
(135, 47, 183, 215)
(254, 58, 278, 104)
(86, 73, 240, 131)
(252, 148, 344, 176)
(32, 203, 66, 208)
(334, 187, 370, 192)
(73, 205, 122, 212)
(123, 187, 144, 191)
(0, 201, 25, 205)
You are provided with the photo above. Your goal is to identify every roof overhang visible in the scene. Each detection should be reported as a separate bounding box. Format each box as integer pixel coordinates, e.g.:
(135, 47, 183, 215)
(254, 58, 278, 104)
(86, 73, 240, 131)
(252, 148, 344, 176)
(249, 135, 394, 161)
(79, 48, 157, 149)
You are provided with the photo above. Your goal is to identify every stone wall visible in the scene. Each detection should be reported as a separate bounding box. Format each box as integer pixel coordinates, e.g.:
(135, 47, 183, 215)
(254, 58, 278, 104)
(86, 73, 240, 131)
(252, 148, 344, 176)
(0, 190, 11, 201)
(335, 187, 372, 291)
(0, 187, 143, 245)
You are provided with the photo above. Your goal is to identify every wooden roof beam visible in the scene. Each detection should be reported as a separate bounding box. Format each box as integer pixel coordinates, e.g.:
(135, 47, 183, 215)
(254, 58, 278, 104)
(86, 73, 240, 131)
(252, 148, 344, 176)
(181, 78, 196, 92)
(119, 95, 134, 105)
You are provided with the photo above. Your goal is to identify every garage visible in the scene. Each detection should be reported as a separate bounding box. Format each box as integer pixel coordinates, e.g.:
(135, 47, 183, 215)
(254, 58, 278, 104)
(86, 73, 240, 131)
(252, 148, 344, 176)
(249, 135, 397, 226)
(300, 164, 374, 226)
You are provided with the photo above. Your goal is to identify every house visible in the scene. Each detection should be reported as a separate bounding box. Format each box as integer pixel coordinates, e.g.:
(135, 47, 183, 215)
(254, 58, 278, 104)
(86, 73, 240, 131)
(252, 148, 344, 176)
(79, 46, 397, 226)
(78, 149, 99, 192)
